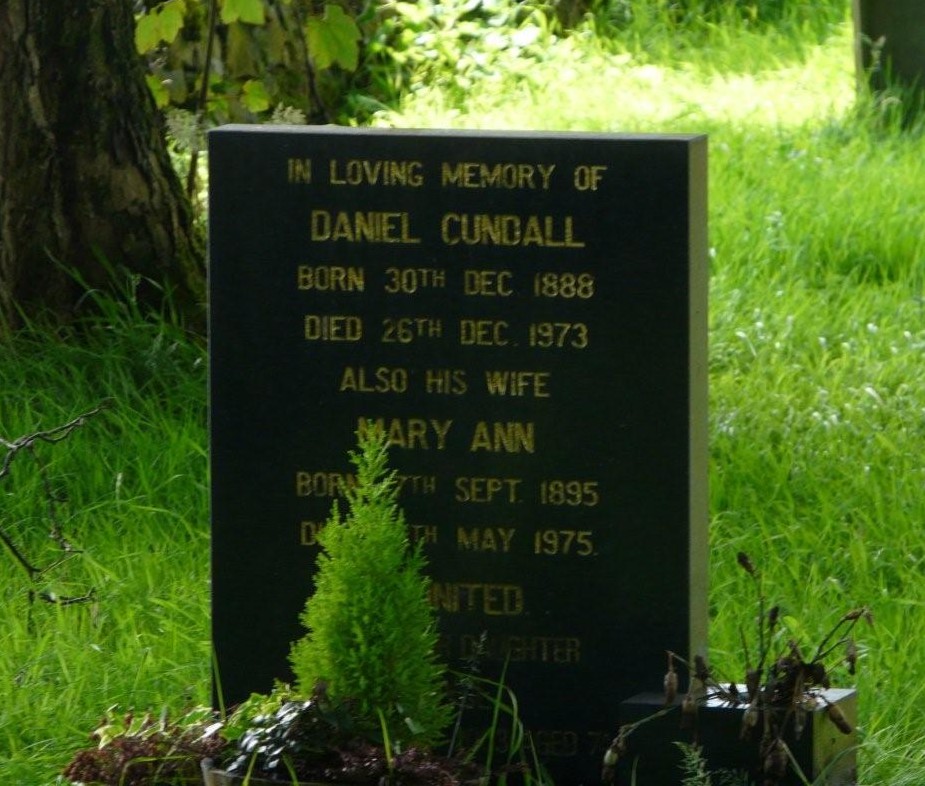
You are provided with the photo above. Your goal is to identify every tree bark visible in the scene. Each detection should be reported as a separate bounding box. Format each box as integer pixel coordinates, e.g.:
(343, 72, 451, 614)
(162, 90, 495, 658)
(0, 0, 205, 333)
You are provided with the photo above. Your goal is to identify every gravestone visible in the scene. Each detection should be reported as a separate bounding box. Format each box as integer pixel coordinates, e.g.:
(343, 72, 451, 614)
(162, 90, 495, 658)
(209, 126, 708, 784)
(853, 0, 925, 106)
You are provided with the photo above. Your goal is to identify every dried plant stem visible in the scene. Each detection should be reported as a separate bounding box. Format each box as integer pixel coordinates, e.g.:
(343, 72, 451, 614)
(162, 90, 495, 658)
(1, 402, 109, 604)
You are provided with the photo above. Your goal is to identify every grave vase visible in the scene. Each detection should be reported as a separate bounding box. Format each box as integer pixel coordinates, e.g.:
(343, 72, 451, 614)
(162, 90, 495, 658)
(616, 688, 857, 786)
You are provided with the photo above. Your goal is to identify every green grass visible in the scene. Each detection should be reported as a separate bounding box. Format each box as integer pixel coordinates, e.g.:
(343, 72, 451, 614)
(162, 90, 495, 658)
(376, 7, 925, 783)
(4, 2, 925, 783)
(372, 5, 924, 784)
(0, 305, 210, 784)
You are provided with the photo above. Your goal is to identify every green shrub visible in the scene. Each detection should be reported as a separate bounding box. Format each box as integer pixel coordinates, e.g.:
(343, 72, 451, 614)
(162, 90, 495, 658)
(288, 428, 451, 748)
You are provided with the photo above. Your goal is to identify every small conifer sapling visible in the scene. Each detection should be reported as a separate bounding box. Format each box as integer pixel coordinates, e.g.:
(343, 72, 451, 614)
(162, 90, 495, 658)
(289, 428, 451, 748)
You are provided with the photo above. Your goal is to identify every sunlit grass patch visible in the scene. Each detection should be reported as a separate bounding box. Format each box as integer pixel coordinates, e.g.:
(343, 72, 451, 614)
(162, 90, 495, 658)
(373, 11, 856, 133)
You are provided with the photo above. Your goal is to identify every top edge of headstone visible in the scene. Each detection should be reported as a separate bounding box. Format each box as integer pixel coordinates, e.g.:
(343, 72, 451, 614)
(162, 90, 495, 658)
(208, 123, 706, 143)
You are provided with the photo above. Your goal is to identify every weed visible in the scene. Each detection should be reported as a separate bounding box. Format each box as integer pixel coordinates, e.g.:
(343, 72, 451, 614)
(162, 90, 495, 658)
(604, 553, 867, 785)
(61, 707, 225, 786)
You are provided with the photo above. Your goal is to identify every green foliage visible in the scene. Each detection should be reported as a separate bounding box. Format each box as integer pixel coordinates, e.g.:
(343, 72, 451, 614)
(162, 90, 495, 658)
(241, 77, 271, 112)
(456, 663, 553, 785)
(134, 0, 366, 126)
(216, 686, 486, 784)
(270, 104, 308, 125)
(288, 429, 451, 747)
(223, 688, 362, 779)
(221, 0, 265, 25)
(675, 742, 750, 786)
(592, 0, 846, 37)
(135, 0, 564, 128)
(220, 686, 299, 745)
(363, 0, 553, 103)
(134, 0, 186, 53)
(676, 742, 713, 786)
(307, 4, 361, 71)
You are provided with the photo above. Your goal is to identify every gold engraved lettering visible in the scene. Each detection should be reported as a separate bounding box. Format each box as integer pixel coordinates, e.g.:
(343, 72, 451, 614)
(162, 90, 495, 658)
(533, 530, 596, 557)
(459, 319, 509, 346)
(304, 315, 362, 341)
(440, 213, 584, 248)
(573, 164, 608, 191)
(288, 158, 312, 184)
(310, 210, 421, 244)
(484, 370, 550, 398)
(424, 369, 468, 395)
(532, 271, 594, 299)
(456, 526, 515, 553)
(539, 479, 600, 507)
(339, 366, 408, 394)
(470, 421, 535, 454)
(527, 322, 589, 349)
(460, 634, 581, 664)
(297, 265, 365, 292)
(395, 475, 438, 495)
(384, 267, 446, 293)
(295, 472, 356, 497)
(440, 162, 556, 190)
(463, 269, 513, 296)
(429, 582, 524, 616)
(300, 520, 325, 545)
(328, 159, 424, 187)
(381, 317, 442, 343)
(454, 476, 522, 503)
(410, 525, 438, 544)
(357, 417, 452, 450)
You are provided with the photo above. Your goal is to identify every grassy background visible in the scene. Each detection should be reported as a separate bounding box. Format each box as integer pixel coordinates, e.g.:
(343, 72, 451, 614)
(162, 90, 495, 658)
(2, 2, 924, 783)
(0, 308, 210, 784)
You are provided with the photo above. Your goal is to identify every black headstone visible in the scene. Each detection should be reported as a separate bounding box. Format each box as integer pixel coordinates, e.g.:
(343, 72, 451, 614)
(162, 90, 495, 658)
(209, 126, 708, 784)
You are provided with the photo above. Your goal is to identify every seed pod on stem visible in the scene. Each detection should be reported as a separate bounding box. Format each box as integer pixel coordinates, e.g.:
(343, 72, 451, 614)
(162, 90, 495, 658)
(745, 668, 761, 701)
(767, 604, 780, 631)
(845, 638, 858, 676)
(740, 700, 759, 739)
(737, 551, 756, 575)
(693, 654, 711, 684)
(663, 653, 678, 706)
(601, 729, 628, 783)
(763, 738, 788, 781)
(826, 702, 853, 735)
(680, 693, 698, 730)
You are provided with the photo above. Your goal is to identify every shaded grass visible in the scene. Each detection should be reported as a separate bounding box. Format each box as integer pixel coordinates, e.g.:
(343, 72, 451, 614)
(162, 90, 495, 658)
(0, 310, 210, 784)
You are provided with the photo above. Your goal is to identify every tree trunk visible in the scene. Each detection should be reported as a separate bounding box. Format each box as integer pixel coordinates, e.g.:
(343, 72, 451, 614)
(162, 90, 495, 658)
(0, 0, 205, 333)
